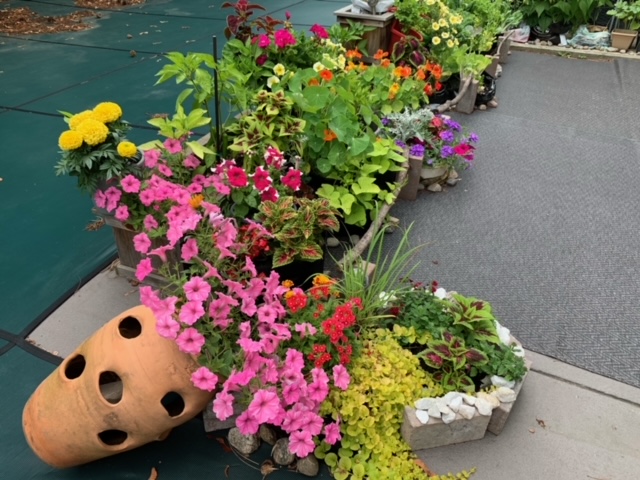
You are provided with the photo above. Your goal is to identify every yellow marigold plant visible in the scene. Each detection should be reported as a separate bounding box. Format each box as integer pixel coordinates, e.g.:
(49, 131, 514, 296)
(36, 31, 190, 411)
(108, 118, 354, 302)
(117, 141, 138, 158)
(92, 101, 123, 123)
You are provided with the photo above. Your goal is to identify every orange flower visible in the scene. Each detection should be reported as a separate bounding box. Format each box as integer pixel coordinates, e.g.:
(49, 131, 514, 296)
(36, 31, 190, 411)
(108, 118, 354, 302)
(424, 83, 433, 96)
(373, 49, 389, 60)
(381, 59, 391, 68)
(346, 49, 363, 59)
(324, 129, 337, 142)
(282, 279, 295, 288)
(389, 83, 400, 99)
(189, 194, 204, 209)
(416, 69, 426, 81)
(358, 63, 368, 72)
(309, 78, 320, 86)
(431, 64, 443, 80)
(346, 61, 358, 72)
(320, 69, 333, 81)
(393, 66, 412, 78)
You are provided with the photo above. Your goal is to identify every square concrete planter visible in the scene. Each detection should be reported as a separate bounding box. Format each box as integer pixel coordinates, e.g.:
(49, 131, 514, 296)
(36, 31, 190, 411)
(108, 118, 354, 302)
(401, 356, 532, 450)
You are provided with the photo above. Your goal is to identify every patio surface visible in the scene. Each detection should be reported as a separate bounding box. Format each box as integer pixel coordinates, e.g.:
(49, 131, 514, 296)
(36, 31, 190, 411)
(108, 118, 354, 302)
(1, 0, 639, 478)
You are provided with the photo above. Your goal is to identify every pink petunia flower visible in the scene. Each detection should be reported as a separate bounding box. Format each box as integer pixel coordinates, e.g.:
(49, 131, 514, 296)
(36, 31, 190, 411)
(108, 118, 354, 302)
(252, 166, 272, 192)
(285, 349, 305, 373)
(183, 276, 211, 302)
(260, 186, 279, 202)
(183, 154, 201, 169)
(148, 244, 174, 262)
(264, 147, 285, 168)
(135, 257, 153, 281)
(157, 164, 173, 177)
(238, 337, 263, 353)
(300, 411, 324, 437)
(288, 430, 315, 457)
(94, 189, 107, 208)
(139, 189, 156, 206)
(281, 168, 302, 191)
(226, 369, 256, 390)
(191, 366, 218, 392)
(256, 304, 278, 324)
(139, 285, 161, 311)
(179, 300, 205, 325)
(227, 166, 248, 188)
(104, 186, 122, 212)
(156, 315, 180, 339)
(247, 389, 280, 423)
(213, 390, 234, 420)
(181, 237, 199, 262)
(164, 138, 183, 154)
(236, 410, 260, 435)
(115, 205, 130, 222)
(144, 148, 161, 168)
(294, 322, 317, 338)
(120, 175, 141, 193)
(143, 214, 159, 231)
(332, 364, 351, 390)
(175, 327, 206, 355)
(133, 232, 152, 254)
(323, 421, 341, 445)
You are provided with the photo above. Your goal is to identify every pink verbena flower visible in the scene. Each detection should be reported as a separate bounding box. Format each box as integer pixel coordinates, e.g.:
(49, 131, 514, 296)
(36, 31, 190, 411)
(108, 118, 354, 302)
(176, 327, 205, 355)
(191, 366, 218, 392)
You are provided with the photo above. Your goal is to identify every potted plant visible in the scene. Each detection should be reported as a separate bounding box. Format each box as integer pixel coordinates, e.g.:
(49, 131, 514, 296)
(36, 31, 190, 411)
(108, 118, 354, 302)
(54, 102, 141, 194)
(334, 2, 396, 56)
(607, 0, 640, 50)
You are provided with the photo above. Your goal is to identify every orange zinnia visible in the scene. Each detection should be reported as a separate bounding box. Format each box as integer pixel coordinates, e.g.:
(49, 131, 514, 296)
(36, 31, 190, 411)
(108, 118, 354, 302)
(324, 129, 337, 142)
(309, 78, 320, 86)
(320, 69, 333, 81)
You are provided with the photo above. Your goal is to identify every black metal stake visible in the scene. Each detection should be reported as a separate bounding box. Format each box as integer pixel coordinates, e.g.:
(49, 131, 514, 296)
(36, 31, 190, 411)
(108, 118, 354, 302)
(212, 35, 222, 156)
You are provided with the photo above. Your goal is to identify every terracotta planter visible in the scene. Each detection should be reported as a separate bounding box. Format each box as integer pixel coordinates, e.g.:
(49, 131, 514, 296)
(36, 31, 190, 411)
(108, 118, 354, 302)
(389, 19, 424, 52)
(23, 306, 213, 468)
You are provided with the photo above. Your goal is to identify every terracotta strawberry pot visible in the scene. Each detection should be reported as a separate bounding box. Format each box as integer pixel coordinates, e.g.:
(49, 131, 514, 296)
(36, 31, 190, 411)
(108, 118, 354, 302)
(22, 305, 213, 468)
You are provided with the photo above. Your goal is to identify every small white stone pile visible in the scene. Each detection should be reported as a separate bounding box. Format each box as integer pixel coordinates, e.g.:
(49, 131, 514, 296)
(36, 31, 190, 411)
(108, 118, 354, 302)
(413, 378, 518, 425)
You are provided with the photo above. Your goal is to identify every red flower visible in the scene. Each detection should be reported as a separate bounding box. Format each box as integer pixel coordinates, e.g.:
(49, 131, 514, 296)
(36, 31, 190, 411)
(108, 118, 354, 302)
(281, 168, 302, 191)
(454, 143, 475, 160)
(310, 24, 329, 39)
(227, 166, 248, 188)
(320, 69, 333, 82)
(260, 186, 279, 202)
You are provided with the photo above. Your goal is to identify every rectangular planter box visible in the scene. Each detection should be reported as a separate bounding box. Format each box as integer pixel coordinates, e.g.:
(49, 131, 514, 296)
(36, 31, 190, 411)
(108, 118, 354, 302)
(611, 29, 637, 50)
(498, 36, 511, 64)
(455, 75, 479, 115)
(334, 6, 394, 56)
(402, 348, 532, 449)
(485, 55, 500, 78)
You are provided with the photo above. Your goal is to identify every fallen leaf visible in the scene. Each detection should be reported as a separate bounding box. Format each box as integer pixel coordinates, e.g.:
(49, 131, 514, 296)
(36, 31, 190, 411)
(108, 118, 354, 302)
(528, 428, 535, 434)
(536, 418, 547, 429)
(148, 467, 158, 480)
(414, 459, 435, 476)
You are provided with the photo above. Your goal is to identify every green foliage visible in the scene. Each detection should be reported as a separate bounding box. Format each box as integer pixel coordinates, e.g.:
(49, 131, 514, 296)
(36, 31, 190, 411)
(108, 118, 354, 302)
(608, 1, 640, 30)
(319, 329, 454, 479)
(328, 20, 373, 53)
(480, 342, 528, 381)
(519, 0, 612, 33)
(147, 105, 212, 140)
(254, 196, 340, 267)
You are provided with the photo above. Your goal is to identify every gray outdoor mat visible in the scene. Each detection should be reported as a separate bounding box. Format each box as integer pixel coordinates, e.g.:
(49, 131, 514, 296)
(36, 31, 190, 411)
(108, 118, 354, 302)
(387, 50, 640, 388)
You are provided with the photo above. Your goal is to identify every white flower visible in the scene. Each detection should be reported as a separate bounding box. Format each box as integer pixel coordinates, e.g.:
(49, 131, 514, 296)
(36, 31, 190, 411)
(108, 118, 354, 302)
(513, 346, 525, 358)
(378, 291, 397, 306)
(313, 62, 325, 72)
(434, 287, 447, 299)
(495, 322, 512, 346)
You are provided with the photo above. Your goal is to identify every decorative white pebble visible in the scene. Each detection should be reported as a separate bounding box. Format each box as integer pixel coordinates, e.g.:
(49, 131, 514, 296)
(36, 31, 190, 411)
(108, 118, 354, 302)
(415, 409, 430, 424)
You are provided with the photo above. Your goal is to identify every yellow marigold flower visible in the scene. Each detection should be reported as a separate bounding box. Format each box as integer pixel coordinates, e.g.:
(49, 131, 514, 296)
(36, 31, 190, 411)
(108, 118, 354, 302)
(282, 279, 294, 288)
(189, 194, 204, 209)
(432, 22, 440, 31)
(313, 62, 325, 72)
(439, 18, 448, 27)
(92, 102, 122, 123)
(447, 39, 455, 48)
(441, 31, 450, 39)
(117, 141, 137, 158)
(58, 130, 84, 151)
(432, 36, 441, 46)
(273, 63, 286, 76)
(267, 76, 280, 88)
(75, 119, 109, 146)
(68, 110, 97, 130)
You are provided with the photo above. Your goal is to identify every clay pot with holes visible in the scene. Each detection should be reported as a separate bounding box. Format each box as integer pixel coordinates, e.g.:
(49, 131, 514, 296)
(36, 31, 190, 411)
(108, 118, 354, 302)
(22, 305, 213, 468)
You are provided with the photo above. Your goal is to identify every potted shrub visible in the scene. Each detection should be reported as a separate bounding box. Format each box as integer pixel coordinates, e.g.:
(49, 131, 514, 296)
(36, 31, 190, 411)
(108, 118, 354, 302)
(607, 1, 640, 50)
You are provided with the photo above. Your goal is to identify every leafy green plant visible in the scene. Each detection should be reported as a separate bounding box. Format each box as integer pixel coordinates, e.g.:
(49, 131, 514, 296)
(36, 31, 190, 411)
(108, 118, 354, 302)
(254, 196, 340, 267)
(519, 0, 611, 33)
(608, 0, 640, 30)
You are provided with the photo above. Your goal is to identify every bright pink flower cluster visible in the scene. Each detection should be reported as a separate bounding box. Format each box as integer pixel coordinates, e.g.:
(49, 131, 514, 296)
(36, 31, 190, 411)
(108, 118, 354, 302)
(274, 29, 296, 49)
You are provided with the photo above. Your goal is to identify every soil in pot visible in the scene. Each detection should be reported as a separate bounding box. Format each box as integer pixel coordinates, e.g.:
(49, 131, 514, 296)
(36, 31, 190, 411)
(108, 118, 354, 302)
(475, 73, 496, 106)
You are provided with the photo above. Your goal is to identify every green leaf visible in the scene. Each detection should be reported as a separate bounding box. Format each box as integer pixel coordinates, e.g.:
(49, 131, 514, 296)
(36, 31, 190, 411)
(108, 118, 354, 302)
(349, 136, 371, 157)
(185, 140, 214, 158)
(324, 453, 338, 467)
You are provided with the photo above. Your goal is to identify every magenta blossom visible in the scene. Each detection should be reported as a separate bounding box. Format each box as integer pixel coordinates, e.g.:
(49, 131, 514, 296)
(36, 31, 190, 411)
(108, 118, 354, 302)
(281, 168, 302, 191)
(289, 430, 315, 457)
(183, 154, 201, 169)
(310, 24, 329, 39)
(135, 257, 153, 282)
(236, 410, 260, 435)
(179, 300, 205, 325)
(213, 390, 234, 420)
(115, 205, 129, 222)
(227, 165, 248, 188)
(247, 389, 280, 423)
(323, 421, 341, 445)
(256, 54, 268, 66)
(252, 166, 272, 192)
(144, 148, 161, 168)
(133, 232, 152, 254)
(156, 315, 180, 339)
(332, 364, 351, 390)
(261, 186, 279, 202)
(183, 276, 211, 302)
(164, 138, 183, 154)
(257, 34, 271, 48)
(120, 174, 141, 193)
(176, 327, 205, 355)
(181, 237, 198, 262)
(274, 29, 296, 48)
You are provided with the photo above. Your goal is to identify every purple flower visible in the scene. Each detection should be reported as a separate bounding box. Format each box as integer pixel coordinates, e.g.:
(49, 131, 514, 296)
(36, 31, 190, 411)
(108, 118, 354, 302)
(444, 119, 462, 131)
(439, 130, 455, 143)
(441, 146, 455, 158)
(395, 140, 407, 149)
(381, 118, 391, 126)
(409, 144, 425, 158)
(469, 132, 479, 142)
